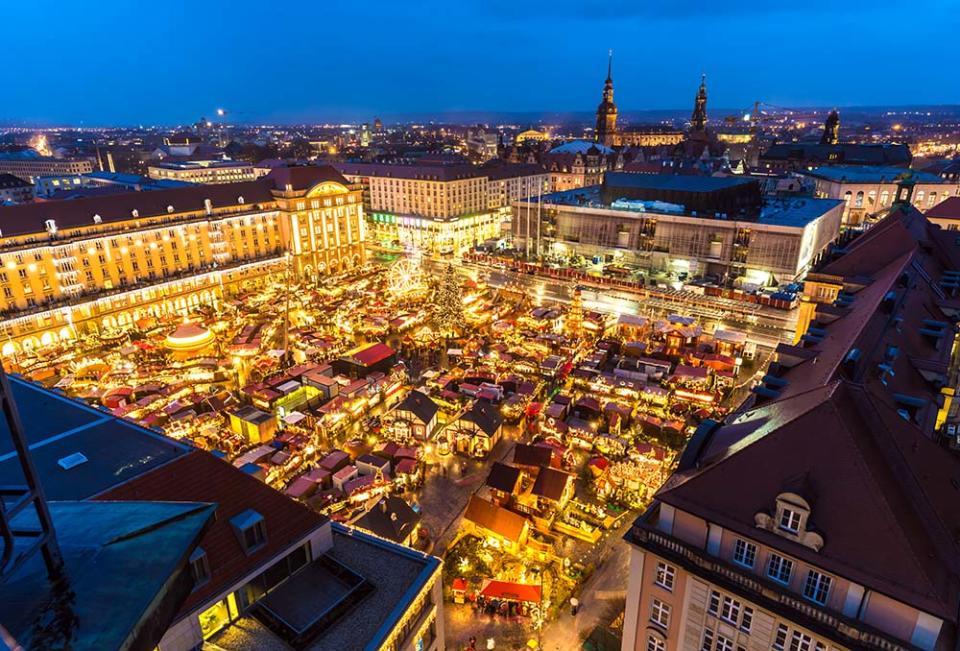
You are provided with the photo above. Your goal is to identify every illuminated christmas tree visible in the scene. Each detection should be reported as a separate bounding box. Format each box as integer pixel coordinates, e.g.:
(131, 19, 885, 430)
(433, 264, 464, 337)
(566, 286, 584, 337)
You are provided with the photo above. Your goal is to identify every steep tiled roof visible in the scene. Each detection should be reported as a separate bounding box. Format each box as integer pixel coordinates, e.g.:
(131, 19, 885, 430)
(97, 449, 326, 617)
(0, 180, 275, 236)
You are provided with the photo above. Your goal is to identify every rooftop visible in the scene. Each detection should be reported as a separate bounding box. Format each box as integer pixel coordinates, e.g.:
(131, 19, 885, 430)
(1, 500, 214, 651)
(0, 376, 189, 500)
(530, 184, 842, 228)
(803, 165, 945, 184)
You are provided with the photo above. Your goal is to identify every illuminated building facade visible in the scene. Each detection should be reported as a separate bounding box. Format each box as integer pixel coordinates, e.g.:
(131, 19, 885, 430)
(0, 153, 93, 183)
(801, 165, 960, 226)
(147, 159, 257, 184)
(0, 165, 363, 357)
(514, 173, 843, 285)
(338, 161, 548, 254)
(622, 203, 960, 651)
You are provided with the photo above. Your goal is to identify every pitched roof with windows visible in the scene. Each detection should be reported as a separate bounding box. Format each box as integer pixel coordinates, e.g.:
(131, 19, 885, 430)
(394, 389, 439, 424)
(646, 204, 960, 623)
(97, 449, 327, 616)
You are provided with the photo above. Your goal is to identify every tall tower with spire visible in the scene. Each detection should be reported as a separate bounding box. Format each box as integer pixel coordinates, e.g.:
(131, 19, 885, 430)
(595, 50, 618, 147)
(820, 110, 840, 145)
(690, 74, 708, 132)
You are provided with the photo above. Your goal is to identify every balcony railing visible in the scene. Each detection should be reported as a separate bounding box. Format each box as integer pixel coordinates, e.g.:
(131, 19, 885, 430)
(631, 522, 919, 651)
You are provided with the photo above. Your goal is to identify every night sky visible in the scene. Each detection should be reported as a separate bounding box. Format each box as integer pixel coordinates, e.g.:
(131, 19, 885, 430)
(6, 0, 958, 125)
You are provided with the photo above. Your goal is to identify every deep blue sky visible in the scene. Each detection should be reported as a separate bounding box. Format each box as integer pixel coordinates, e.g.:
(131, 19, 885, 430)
(5, 0, 958, 126)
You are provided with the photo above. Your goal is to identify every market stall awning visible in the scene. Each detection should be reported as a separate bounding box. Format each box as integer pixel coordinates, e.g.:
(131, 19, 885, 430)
(479, 580, 541, 604)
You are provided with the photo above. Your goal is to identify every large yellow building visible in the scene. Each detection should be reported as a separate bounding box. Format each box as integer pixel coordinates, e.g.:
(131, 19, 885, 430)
(0, 166, 363, 357)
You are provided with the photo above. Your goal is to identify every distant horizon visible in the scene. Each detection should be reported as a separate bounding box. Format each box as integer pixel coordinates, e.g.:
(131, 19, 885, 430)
(3, 103, 959, 131)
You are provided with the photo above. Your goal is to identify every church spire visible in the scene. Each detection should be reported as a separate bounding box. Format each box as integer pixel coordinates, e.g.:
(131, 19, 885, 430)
(595, 50, 617, 146)
(820, 109, 840, 145)
(691, 73, 708, 132)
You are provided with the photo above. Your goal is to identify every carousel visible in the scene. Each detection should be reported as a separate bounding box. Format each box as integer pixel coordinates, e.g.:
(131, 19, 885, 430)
(164, 321, 216, 356)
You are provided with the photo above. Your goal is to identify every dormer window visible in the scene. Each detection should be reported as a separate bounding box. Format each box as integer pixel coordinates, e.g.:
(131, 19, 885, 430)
(237, 196, 245, 204)
(167, 205, 174, 213)
(131, 209, 139, 218)
(230, 509, 267, 555)
(189, 547, 211, 587)
(779, 508, 802, 533)
(93, 214, 102, 224)
(755, 492, 823, 551)
(45, 219, 57, 235)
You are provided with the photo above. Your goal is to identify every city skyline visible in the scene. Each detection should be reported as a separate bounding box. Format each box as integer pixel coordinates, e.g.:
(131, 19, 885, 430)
(5, 0, 959, 126)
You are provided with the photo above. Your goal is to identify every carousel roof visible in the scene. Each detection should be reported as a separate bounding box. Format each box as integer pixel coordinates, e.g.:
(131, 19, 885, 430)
(164, 322, 214, 352)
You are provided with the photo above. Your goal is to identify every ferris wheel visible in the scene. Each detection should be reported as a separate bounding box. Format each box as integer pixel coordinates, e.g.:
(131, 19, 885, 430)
(388, 259, 425, 295)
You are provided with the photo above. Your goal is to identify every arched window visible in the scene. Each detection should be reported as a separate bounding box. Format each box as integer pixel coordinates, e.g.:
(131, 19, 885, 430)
(855, 191, 864, 208)
(843, 190, 852, 205)
(880, 190, 890, 206)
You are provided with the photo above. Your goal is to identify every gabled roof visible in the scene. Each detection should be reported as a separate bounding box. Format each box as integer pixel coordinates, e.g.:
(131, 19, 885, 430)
(395, 390, 439, 424)
(485, 461, 521, 493)
(460, 401, 503, 436)
(657, 381, 960, 620)
(463, 495, 527, 542)
(531, 467, 572, 502)
(97, 449, 327, 617)
(353, 495, 421, 544)
(927, 196, 960, 221)
(513, 442, 553, 468)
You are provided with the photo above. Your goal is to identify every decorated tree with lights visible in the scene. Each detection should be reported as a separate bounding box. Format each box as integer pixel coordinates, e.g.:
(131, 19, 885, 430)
(432, 264, 464, 338)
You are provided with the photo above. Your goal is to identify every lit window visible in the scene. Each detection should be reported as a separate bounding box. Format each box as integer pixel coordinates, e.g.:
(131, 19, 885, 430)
(767, 553, 793, 584)
(803, 570, 832, 605)
(650, 598, 670, 628)
(647, 635, 665, 651)
(230, 509, 267, 555)
(655, 561, 675, 591)
(779, 508, 802, 533)
(733, 539, 756, 568)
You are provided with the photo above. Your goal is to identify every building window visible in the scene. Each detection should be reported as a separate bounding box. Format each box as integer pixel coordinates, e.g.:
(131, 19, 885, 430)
(803, 570, 832, 605)
(716, 634, 734, 651)
(647, 635, 666, 651)
(733, 539, 757, 568)
(789, 631, 813, 651)
(708, 590, 720, 615)
(190, 547, 211, 587)
(650, 599, 670, 628)
(779, 508, 802, 533)
(773, 624, 789, 651)
(230, 509, 267, 555)
(741, 606, 753, 633)
(700, 628, 714, 651)
(767, 553, 793, 584)
(720, 595, 740, 624)
(655, 561, 675, 591)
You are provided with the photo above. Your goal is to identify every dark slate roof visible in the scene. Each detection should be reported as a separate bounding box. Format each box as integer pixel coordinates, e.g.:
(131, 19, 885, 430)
(0, 172, 31, 189)
(604, 171, 754, 193)
(462, 401, 503, 436)
(265, 165, 349, 190)
(335, 161, 485, 182)
(512, 442, 553, 468)
(531, 467, 572, 502)
(760, 142, 911, 166)
(395, 390, 439, 424)
(353, 495, 421, 544)
(0, 180, 275, 236)
(485, 461, 521, 493)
